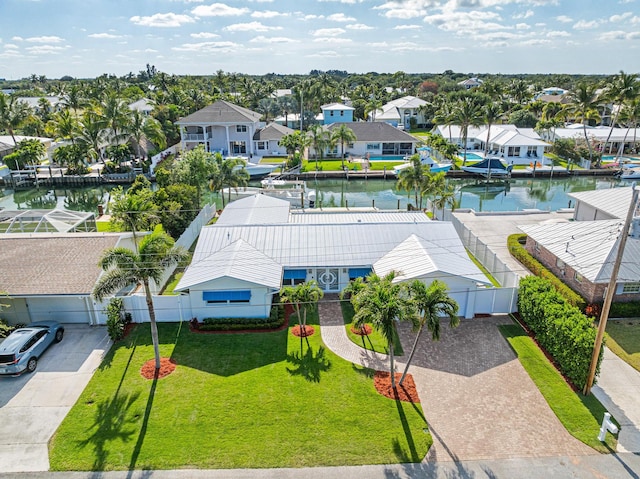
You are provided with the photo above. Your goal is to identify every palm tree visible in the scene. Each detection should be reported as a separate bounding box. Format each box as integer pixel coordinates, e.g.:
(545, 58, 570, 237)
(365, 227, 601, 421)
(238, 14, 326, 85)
(451, 97, 483, 165)
(307, 124, 330, 170)
(77, 109, 107, 162)
(127, 110, 166, 158)
(396, 154, 425, 208)
(330, 124, 357, 170)
(568, 82, 601, 163)
(101, 94, 130, 145)
(218, 155, 250, 205)
(92, 231, 189, 369)
(482, 103, 503, 158)
(279, 280, 324, 336)
(60, 84, 86, 115)
(0, 94, 32, 144)
(602, 71, 639, 154)
(350, 272, 414, 389)
(398, 280, 459, 385)
(432, 183, 456, 219)
(109, 181, 159, 249)
(48, 109, 79, 145)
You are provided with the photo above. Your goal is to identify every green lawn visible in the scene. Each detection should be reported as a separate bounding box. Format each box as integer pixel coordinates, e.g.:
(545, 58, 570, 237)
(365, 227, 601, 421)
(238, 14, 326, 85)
(50, 313, 429, 471)
(466, 249, 500, 287)
(302, 159, 404, 173)
(606, 320, 640, 372)
(341, 301, 404, 357)
(499, 323, 617, 452)
(96, 221, 119, 232)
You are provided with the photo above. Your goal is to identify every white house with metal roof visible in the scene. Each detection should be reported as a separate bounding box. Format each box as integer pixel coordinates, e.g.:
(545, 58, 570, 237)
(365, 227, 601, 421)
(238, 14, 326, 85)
(569, 187, 634, 221)
(368, 96, 427, 129)
(321, 103, 355, 125)
(175, 195, 492, 320)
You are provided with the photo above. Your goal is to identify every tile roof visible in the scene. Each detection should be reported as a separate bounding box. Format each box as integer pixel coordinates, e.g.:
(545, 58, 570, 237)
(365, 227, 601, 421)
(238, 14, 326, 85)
(0, 234, 121, 295)
(325, 122, 418, 142)
(176, 100, 262, 124)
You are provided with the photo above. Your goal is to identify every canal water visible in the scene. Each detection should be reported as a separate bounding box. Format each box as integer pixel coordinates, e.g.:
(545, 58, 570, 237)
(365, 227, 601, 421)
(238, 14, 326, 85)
(0, 176, 629, 215)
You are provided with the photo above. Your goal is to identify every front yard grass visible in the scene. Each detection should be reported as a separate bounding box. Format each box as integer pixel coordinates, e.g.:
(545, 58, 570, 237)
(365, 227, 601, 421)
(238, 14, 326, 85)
(49, 313, 429, 471)
(606, 320, 640, 372)
(499, 323, 618, 452)
(341, 301, 404, 356)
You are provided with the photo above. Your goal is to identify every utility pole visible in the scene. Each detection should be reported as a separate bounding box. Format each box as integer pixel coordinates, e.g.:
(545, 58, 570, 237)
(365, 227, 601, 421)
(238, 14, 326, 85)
(584, 184, 639, 395)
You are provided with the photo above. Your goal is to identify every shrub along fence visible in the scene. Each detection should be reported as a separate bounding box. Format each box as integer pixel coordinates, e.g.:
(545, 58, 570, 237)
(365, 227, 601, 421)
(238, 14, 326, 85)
(518, 275, 602, 391)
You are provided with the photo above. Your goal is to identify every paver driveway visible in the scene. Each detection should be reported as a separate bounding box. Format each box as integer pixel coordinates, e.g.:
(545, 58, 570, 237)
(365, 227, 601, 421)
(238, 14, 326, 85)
(0, 325, 110, 473)
(318, 299, 594, 462)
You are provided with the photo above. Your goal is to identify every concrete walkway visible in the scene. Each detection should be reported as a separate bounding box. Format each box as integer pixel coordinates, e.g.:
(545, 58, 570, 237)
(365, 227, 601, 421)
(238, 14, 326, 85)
(318, 298, 593, 462)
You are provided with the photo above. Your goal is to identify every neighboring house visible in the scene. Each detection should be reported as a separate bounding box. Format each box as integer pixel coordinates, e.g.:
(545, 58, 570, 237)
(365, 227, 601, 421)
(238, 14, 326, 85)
(128, 98, 154, 116)
(16, 96, 62, 113)
(433, 125, 550, 164)
(519, 219, 640, 305)
(0, 233, 131, 325)
(368, 96, 427, 129)
(176, 100, 265, 156)
(543, 125, 640, 154)
(273, 113, 300, 130)
(0, 135, 54, 161)
(537, 86, 567, 97)
(253, 122, 295, 156)
(317, 122, 418, 158)
(458, 77, 483, 89)
(321, 103, 355, 125)
(175, 195, 491, 319)
(569, 187, 634, 221)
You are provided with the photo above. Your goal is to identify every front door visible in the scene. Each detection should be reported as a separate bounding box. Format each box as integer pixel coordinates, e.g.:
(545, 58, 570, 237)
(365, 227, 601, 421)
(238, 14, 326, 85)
(316, 268, 339, 291)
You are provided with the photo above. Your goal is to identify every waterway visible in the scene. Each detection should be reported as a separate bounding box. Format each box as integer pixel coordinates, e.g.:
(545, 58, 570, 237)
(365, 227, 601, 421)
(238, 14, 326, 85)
(0, 176, 630, 215)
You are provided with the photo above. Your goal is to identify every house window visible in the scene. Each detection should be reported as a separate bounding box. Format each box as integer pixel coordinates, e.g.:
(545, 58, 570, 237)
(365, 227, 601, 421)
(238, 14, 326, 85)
(203, 291, 251, 304)
(347, 142, 354, 148)
(622, 282, 640, 293)
(230, 141, 246, 154)
(236, 125, 247, 133)
(366, 143, 380, 151)
(348, 267, 372, 279)
(283, 269, 306, 286)
(507, 146, 521, 157)
(556, 258, 565, 269)
(330, 111, 334, 116)
(574, 272, 583, 283)
(340, 110, 344, 116)
(534, 242, 540, 252)
(257, 141, 266, 150)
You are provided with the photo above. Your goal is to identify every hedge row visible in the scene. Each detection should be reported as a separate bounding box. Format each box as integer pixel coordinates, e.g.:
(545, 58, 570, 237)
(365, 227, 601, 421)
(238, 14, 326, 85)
(610, 301, 640, 318)
(508, 234, 587, 311)
(197, 305, 285, 331)
(518, 276, 601, 391)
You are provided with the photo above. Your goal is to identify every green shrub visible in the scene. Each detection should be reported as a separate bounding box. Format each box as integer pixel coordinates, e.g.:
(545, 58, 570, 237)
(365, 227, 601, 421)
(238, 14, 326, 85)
(508, 234, 587, 311)
(198, 305, 285, 331)
(610, 301, 640, 318)
(105, 298, 126, 341)
(0, 319, 14, 339)
(518, 276, 601, 390)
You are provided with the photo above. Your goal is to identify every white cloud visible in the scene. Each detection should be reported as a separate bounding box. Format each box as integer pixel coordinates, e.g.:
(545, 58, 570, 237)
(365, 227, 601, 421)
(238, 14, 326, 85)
(191, 32, 220, 38)
(249, 35, 299, 43)
(191, 3, 250, 17)
(573, 20, 599, 29)
(318, 0, 365, 3)
(393, 24, 422, 30)
(374, 1, 427, 19)
(515, 23, 530, 29)
(25, 44, 70, 54)
(555, 15, 573, 23)
(513, 10, 534, 19)
(519, 38, 551, 46)
(4, 44, 19, 49)
(251, 10, 288, 18)
(610, 12, 633, 22)
(312, 28, 346, 36)
(423, 10, 505, 33)
(21, 35, 65, 43)
(306, 50, 341, 58)
(327, 13, 356, 22)
(547, 30, 570, 37)
(312, 37, 353, 44)
(599, 30, 640, 40)
(88, 33, 122, 39)
(347, 23, 374, 30)
(223, 22, 282, 32)
(130, 13, 195, 27)
(172, 41, 240, 52)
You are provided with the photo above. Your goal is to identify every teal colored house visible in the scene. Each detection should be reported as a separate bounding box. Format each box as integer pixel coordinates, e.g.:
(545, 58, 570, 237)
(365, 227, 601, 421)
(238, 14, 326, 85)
(321, 103, 354, 125)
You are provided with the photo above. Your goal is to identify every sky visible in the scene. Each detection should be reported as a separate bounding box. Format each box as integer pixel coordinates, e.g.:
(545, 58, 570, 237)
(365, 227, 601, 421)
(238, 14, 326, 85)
(0, 0, 639, 80)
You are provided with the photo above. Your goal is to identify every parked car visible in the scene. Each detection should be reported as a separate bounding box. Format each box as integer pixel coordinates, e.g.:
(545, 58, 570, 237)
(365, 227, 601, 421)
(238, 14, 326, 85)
(0, 321, 64, 376)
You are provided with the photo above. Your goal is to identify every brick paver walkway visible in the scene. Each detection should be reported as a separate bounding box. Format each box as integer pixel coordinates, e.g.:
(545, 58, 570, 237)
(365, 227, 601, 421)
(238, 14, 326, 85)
(318, 297, 594, 462)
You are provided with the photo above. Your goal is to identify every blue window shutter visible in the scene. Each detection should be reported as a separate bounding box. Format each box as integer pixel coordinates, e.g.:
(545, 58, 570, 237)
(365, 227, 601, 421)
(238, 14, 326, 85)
(283, 269, 307, 280)
(203, 291, 251, 301)
(348, 268, 372, 279)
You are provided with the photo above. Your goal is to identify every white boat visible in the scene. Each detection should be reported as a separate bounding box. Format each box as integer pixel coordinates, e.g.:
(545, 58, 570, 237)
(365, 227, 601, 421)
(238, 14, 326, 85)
(461, 158, 513, 178)
(228, 157, 279, 179)
(619, 167, 640, 180)
(393, 147, 453, 175)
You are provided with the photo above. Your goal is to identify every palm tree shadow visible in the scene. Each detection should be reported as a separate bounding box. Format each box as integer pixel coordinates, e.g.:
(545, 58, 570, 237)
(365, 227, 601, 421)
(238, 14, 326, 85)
(127, 377, 158, 475)
(392, 399, 421, 463)
(351, 363, 375, 378)
(286, 345, 331, 383)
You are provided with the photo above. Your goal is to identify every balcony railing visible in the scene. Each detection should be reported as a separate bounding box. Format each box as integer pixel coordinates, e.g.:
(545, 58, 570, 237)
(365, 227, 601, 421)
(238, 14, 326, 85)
(184, 134, 205, 141)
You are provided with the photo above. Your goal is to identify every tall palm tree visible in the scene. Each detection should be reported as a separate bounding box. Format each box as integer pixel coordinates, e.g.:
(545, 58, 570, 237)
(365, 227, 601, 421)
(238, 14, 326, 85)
(109, 182, 159, 249)
(399, 280, 459, 385)
(0, 94, 32, 144)
(602, 71, 639, 153)
(568, 82, 601, 163)
(218, 156, 250, 205)
(482, 103, 503, 158)
(279, 280, 324, 335)
(77, 109, 107, 162)
(307, 124, 330, 170)
(92, 231, 189, 369)
(330, 124, 357, 170)
(127, 110, 166, 158)
(48, 109, 79, 145)
(432, 183, 456, 219)
(451, 97, 483, 165)
(101, 94, 130, 145)
(396, 154, 425, 208)
(350, 272, 414, 389)
(60, 84, 86, 115)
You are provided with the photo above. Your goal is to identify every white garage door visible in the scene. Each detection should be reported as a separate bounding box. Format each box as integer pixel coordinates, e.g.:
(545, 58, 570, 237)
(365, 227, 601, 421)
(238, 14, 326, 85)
(26, 297, 90, 324)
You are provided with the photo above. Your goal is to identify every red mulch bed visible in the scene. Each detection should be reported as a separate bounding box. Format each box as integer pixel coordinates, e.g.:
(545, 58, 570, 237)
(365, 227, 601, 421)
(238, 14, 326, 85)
(350, 324, 372, 336)
(291, 325, 315, 337)
(122, 322, 136, 338)
(374, 371, 420, 403)
(140, 357, 177, 380)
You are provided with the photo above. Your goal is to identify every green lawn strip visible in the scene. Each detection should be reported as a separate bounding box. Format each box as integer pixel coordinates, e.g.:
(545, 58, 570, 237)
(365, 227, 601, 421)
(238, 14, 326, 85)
(465, 248, 500, 287)
(606, 320, 640, 372)
(96, 221, 119, 232)
(50, 316, 428, 470)
(161, 272, 183, 295)
(367, 161, 404, 171)
(340, 301, 404, 356)
(499, 323, 617, 452)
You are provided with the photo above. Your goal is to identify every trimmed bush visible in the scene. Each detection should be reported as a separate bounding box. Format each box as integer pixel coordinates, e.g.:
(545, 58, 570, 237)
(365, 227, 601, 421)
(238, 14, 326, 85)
(610, 301, 640, 318)
(198, 305, 285, 331)
(518, 276, 602, 391)
(0, 319, 14, 339)
(508, 234, 587, 311)
(105, 298, 126, 341)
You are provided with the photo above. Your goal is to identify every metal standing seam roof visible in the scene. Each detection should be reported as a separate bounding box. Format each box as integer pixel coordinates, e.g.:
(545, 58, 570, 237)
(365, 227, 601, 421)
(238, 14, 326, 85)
(176, 100, 262, 125)
(519, 220, 640, 283)
(568, 188, 635, 220)
(289, 211, 431, 224)
(374, 234, 491, 284)
(0, 234, 121, 295)
(321, 103, 355, 111)
(177, 221, 486, 289)
(215, 195, 291, 225)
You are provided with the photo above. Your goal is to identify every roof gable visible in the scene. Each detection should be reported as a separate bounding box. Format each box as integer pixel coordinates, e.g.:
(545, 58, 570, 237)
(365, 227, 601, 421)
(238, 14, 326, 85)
(325, 122, 418, 142)
(568, 188, 634, 220)
(177, 100, 262, 124)
(253, 122, 295, 140)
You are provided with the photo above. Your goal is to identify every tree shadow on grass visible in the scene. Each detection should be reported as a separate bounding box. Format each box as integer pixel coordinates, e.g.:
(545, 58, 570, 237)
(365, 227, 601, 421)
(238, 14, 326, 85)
(127, 377, 157, 477)
(392, 399, 422, 463)
(351, 363, 375, 379)
(286, 345, 331, 383)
